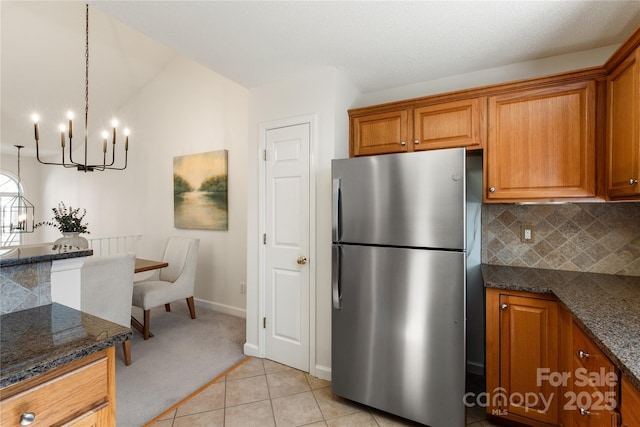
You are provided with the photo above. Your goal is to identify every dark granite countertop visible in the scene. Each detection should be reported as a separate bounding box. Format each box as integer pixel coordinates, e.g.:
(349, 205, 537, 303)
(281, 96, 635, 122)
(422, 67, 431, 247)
(0, 303, 131, 389)
(0, 244, 92, 267)
(482, 264, 640, 391)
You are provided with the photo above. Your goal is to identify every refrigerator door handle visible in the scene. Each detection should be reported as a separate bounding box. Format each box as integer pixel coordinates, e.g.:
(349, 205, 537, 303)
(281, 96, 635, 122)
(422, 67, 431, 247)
(332, 245, 342, 309)
(332, 178, 341, 242)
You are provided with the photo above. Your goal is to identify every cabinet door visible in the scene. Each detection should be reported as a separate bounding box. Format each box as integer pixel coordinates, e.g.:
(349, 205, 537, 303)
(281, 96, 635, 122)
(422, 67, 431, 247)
(621, 376, 640, 427)
(413, 98, 485, 151)
(486, 81, 596, 201)
(351, 110, 409, 156)
(607, 47, 640, 199)
(499, 294, 559, 425)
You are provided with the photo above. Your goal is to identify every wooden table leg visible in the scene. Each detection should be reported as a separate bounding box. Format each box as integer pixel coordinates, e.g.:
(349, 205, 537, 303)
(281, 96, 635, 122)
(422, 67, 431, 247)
(131, 316, 154, 338)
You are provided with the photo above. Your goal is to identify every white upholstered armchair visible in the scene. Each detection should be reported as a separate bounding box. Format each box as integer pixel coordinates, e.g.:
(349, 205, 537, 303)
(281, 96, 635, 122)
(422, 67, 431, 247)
(132, 237, 199, 340)
(81, 253, 136, 365)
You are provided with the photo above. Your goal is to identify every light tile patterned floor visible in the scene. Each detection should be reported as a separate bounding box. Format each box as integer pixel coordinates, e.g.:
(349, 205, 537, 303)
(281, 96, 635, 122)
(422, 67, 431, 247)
(149, 358, 499, 427)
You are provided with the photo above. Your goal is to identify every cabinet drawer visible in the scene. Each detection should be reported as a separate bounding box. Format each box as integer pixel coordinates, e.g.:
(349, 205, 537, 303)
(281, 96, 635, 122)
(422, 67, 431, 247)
(573, 324, 618, 395)
(0, 357, 109, 427)
(571, 381, 619, 427)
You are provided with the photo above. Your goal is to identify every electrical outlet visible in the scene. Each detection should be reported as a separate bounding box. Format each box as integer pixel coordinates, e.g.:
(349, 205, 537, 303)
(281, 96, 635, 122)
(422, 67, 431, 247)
(240, 282, 246, 294)
(520, 225, 535, 243)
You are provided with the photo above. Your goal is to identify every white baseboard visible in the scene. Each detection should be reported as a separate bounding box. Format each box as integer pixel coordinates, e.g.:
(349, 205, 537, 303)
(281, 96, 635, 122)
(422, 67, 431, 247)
(243, 342, 261, 357)
(313, 364, 331, 381)
(194, 298, 246, 318)
(467, 360, 485, 376)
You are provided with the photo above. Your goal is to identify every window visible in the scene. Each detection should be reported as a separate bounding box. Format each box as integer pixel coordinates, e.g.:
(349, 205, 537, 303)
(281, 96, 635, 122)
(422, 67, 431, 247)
(1, 171, 23, 247)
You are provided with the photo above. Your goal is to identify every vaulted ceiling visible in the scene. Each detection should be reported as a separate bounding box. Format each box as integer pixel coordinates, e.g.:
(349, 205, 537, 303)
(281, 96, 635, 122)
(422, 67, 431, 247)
(3, 1, 640, 156)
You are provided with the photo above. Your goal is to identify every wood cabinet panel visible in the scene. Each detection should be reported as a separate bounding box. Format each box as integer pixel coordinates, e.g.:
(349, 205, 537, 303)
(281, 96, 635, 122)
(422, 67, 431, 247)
(486, 288, 559, 426)
(413, 98, 485, 151)
(351, 110, 408, 156)
(621, 375, 640, 427)
(486, 81, 596, 201)
(607, 46, 640, 199)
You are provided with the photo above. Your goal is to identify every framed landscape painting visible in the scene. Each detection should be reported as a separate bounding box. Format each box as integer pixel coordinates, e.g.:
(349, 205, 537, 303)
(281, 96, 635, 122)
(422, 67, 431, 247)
(173, 150, 228, 230)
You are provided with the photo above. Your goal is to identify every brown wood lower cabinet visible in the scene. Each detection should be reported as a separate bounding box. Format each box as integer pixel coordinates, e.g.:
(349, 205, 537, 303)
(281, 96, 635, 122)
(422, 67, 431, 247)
(0, 348, 115, 427)
(485, 288, 637, 427)
(486, 288, 560, 426)
(621, 375, 640, 427)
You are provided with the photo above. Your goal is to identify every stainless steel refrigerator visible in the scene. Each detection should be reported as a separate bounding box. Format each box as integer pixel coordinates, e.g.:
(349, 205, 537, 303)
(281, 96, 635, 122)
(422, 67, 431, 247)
(331, 147, 466, 426)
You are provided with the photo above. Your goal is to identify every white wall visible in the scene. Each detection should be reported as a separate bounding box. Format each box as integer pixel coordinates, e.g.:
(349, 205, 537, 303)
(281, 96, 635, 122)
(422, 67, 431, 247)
(31, 55, 249, 316)
(245, 67, 359, 377)
(354, 44, 619, 108)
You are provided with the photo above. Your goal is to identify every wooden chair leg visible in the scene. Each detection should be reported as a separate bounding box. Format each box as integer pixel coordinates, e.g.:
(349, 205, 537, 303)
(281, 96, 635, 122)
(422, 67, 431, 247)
(122, 339, 132, 366)
(186, 296, 196, 319)
(143, 309, 151, 340)
(164, 303, 171, 312)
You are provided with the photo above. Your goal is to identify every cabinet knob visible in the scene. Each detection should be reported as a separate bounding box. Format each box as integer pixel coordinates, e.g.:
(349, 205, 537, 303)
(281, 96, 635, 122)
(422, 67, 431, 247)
(20, 413, 35, 425)
(500, 303, 508, 310)
(578, 349, 590, 359)
(629, 178, 638, 185)
(414, 139, 419, 144)
(578, 407, 591, 416)
(400, 141, 406, 146)
(489, 187, 496, 193)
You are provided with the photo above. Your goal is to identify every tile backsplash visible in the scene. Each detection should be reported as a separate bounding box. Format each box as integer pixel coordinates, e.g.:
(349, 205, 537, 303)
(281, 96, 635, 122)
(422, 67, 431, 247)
(482, 203, 640, 276)
(0, 262, 52, 314)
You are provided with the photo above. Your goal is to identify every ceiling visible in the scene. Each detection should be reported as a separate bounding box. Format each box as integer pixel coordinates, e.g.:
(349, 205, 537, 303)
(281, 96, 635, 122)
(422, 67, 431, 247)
(3, 1, 640, 157)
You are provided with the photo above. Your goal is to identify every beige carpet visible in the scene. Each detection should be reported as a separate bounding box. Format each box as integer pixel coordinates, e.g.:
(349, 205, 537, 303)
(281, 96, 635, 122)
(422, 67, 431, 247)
(115, 303, 246, 427)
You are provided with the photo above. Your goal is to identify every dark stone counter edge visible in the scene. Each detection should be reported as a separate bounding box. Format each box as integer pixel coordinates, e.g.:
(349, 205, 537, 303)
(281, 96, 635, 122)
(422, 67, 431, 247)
(0, 249, 93, 267)
(0, 330, 132, 389)
(482, 268, 640, 392)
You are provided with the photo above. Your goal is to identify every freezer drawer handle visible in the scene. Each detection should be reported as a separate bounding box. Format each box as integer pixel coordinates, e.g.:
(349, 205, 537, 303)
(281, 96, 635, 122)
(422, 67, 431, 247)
(332, 246, 342, 309)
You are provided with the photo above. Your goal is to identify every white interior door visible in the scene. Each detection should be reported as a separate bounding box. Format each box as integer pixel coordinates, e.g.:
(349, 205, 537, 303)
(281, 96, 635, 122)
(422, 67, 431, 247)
(264, 123, 310, 372)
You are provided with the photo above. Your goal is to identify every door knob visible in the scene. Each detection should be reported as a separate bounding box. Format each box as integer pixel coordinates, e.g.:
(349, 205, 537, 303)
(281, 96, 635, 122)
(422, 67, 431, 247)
(297, 256, 308, 265)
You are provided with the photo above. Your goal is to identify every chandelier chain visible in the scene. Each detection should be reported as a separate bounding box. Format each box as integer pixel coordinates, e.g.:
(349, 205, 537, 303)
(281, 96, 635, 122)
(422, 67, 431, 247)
(85, 3, 90, 146)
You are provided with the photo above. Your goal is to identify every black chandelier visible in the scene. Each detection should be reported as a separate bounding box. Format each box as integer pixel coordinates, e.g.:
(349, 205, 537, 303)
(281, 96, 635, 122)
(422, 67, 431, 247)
(32, 4, 130, 172)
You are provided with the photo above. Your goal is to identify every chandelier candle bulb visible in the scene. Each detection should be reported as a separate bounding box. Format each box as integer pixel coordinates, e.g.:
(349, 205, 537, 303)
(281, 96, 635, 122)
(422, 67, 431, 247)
(59, 124, 66, 147)
(32, 115, 39, 141)
(67, 111, 74, 139)
(102, 131, 108, 153)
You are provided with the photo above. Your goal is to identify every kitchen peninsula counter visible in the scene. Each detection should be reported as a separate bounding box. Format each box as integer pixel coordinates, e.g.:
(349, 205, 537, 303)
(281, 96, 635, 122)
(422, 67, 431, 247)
(0, 303, 131, 389)
(0, 244, 92, 267)
(482, 264, 640, 390)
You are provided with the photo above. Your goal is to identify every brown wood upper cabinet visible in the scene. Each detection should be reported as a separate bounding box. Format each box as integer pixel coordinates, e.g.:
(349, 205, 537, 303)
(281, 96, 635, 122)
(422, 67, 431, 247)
(485, 81, 597, 201)
(607, 45, 640, 199)
(413, 98, 485, 151)
(351, 110, 409, 156)
(349, 98, 485, 157)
